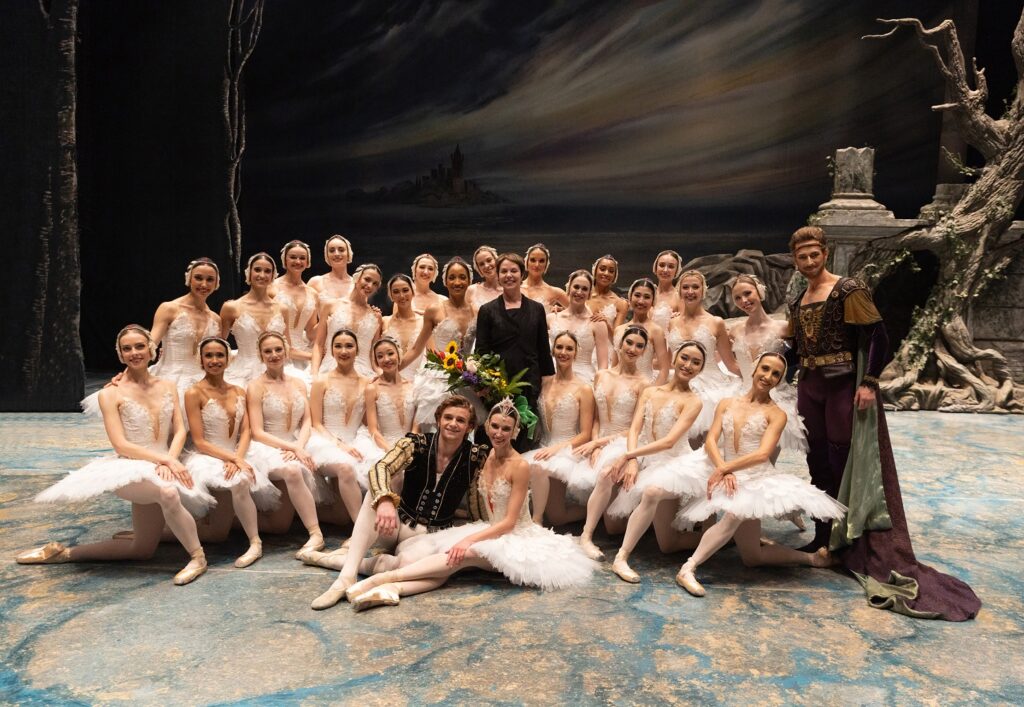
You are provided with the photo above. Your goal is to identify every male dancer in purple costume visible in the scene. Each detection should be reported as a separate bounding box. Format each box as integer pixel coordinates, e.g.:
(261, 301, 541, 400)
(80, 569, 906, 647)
(786, 226, 886, 553)
(787, 225, 979, 620)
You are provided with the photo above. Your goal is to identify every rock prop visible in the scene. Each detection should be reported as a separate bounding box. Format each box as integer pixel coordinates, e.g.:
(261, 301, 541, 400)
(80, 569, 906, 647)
(683, 250, 795, 318)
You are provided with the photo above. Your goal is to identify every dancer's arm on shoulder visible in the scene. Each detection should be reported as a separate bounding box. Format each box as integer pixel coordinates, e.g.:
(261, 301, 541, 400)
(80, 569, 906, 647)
(363, 383, 387, 449)
(593, 320, 610, 371)
(219, 300, 239, 339)
(149, 301, 177, 349)
(400, 304, 440, 371)
(712, 316, 741, 376)
(650, 323, 670, 385)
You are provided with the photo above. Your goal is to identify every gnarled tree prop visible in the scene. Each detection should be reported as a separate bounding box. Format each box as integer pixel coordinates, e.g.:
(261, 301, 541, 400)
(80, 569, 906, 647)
(850, 13, 1024, 413)
(223, 0, 264, 290)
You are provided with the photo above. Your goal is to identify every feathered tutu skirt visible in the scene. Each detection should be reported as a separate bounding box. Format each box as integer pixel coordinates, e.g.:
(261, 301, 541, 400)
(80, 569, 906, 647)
(770, 383, 809, 453)
(246, 441, 331, 505)
(566, 436, 628, 501)
(182, 450, 281, 511)
(689, 368, 742, 439)
(413, 521, 596, 591)
(36, 455, 216, 517)
(606, 447, 710, 518)
(521, 444, 577, 485)
(674, 463, 846, 529)
(305, 428, 383, 490)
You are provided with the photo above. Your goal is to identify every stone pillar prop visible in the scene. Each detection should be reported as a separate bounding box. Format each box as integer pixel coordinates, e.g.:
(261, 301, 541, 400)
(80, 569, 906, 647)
(811, 147, 924, 275)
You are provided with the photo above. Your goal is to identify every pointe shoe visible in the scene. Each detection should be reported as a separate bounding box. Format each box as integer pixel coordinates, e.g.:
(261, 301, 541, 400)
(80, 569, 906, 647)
(578, 537, 605, 562)
(787, 511, 806, 531)
(352, 583, 401, 612)
(675, 562, 705, 597)
(810, 546, 839, 568)
(295, 534, 326, 560)
(310, 577, 356, 610)
(345, 570, 397, 604)
(173, 552, 208, 586)
(16, 542, 71, 565)
(234, 541, 263, 568)
(611, 555, 640, 584)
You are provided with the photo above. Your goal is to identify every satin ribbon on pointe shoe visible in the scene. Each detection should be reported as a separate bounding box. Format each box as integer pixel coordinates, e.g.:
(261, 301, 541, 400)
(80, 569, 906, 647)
(173, 550, 208, 586)
(15, 541, 71, 564)
(351, 583, 401, 612)
(234, 541, 263, 568)
(310, 577, 355, 611)
(345, 570, 399, 604)
(577, 537, 605, 562)
(675, 561, 705, 597)
(294, 533, 326, 560)
(611, 555, 640, 584)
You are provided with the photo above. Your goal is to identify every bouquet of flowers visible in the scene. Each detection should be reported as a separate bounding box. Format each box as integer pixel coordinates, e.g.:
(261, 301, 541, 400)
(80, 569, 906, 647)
(425, 341, 538, 437)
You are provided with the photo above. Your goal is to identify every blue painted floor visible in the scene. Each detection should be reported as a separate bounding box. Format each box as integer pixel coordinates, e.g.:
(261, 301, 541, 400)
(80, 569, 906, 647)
(1, 410, 1022, 705)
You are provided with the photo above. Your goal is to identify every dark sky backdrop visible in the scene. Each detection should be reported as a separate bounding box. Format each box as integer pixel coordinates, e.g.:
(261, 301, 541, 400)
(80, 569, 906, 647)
(238, 0, 984, 243)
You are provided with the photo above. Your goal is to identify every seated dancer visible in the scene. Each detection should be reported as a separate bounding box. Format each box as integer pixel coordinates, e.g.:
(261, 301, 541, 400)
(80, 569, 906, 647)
(221, 253, 293, 387)
(547, 269, 610, 383)
(572, 326, 649, 560)
(183, 336, 276, 568)
(382, 274, 424, 380)
(604, 341, 712, 582)
(522, 331, 595, 526)
(667, 269, 741, 437)
(611, 278, 670, 385)
(788, 226, 980, 620)
(308, 234, 354, 304)
(408, 253, 447, 315)
(307, 329, 382, 525)
(674, 352, 846, 597)
(245, 332, 325, 557)
(312, 263, 383, 378)
(343, 399, 595, 611)
(729, 274, 806, 453)
(466, 245, 501, 310)
(589, 254, 628, 335)
(21, 325, 212, 585)
(273, 240, 318, 372)
(305, 396, 487, 610)
(399, 257, 478, 432)
(522, 243, 570, 312)
(650, 250, 683, 332)
(366, 337, 416, 449)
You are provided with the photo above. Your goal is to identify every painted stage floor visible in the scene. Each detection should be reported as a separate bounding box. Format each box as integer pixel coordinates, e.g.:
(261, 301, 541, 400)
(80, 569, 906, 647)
(1, 410, 1022, 705)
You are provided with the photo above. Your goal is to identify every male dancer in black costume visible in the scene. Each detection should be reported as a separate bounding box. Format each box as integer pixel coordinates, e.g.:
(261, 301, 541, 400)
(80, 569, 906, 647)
(304, 395, 489, 610)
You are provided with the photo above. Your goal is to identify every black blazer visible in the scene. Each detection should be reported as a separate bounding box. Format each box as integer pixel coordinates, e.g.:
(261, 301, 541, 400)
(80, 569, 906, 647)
(475, 293, 554, 404)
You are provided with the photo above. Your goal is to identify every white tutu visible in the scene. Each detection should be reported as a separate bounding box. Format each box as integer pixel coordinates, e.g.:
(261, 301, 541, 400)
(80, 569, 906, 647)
(306, 428, 382, 490)
(521, 446, 577, 485)
(771, 384, 809, 453)
(81, 391, 102, 419)
(415, 520, 595, 591)
(411, 368, 450, 430)
(182, 450, 281, 511)
(246, 440, 331, 505)
(606, 447, 710, 518)
(36, 456, 216, 517)
(674, 463, 846, 528)
(566, 436, 627, 500)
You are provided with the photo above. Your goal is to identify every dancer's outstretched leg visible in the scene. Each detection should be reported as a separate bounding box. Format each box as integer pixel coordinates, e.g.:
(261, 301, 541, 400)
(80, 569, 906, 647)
(578, 466, 617, 560)
(612, 486, 674, 582)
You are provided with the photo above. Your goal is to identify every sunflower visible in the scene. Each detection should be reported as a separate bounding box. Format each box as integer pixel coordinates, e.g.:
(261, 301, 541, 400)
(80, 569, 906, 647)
(443, 353, 459, 370)
(445, 340, 459, 356)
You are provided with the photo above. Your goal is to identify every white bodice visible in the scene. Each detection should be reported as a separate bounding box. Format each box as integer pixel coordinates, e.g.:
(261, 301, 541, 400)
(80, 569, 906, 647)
(721, 408, 773, 477)
(594, 383, 638, 436)
(638, 399, 689, 455)
(276, 289, 316, 352)
(538, 392, 580, 446)
(467, 286, 500, 310)
(598, 301, 617, 322)
(480, 476, 532, 528)
(201, 397, 244, 449)
(322, 386, 365, 443)
(651, 302, 674, 332)
(320, 305, 379, 376)
(732, 326, 787, 384)
(376, 388, 414, 445)
(119, 394, 174, 452)
(433, 305, 476, 354)
(233, 312, 286, 364)
(614, 328, 655, 382)
(262, 389, 304, 441)
(151, 311, 218, 385)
